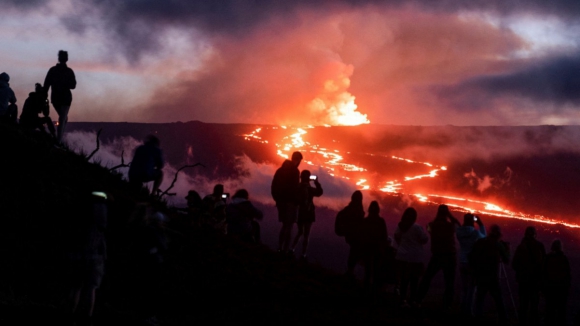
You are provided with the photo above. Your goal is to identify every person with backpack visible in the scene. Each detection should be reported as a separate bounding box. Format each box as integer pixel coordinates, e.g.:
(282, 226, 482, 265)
(512, 226, 546, 325)
(226, 189, 263, 243)
(0, 72, 17, 124)
(290, 170, 323, 260)
(271, 151, 302, 255)
(394, 207, 428, 308)
(415, 204, 460, 310)
(19, 83, 56, 138)
(43, 50, 76, 144)
(335, 190, 365, 278)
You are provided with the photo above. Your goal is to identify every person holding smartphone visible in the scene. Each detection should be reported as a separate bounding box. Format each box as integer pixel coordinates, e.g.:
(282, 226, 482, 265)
(202, 184, 227, 233)
(290, 170, 323, 260)
(456, 213, 486, 317)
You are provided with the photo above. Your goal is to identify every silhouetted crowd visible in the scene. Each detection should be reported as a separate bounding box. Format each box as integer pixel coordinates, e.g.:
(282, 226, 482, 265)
(26, 136, 580, 325)
(1, 49, 76, 145)
(2, 69, 577, 325)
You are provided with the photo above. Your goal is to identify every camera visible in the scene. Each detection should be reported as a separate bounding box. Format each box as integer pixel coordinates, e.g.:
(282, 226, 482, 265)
(221, 193, 229, 199)
(309, 175, 317, 181)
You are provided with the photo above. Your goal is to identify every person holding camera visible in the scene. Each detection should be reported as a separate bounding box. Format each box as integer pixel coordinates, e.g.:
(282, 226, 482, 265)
(202, 184, 228, 233)
(290, 170, 323, 260)
(456, 213, 486, 316)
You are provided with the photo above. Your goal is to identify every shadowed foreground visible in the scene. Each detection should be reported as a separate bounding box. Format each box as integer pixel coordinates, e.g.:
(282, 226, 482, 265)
(0, 123, 527, 325)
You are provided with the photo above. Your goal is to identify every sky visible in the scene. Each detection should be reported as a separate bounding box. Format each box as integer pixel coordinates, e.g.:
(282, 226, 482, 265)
(2, 0, 580, 126)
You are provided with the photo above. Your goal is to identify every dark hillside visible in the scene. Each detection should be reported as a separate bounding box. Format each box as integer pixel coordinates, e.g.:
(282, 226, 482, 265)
(0, 123, 519, 325)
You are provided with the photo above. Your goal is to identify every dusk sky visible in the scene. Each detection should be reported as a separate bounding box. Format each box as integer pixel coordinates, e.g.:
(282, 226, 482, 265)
(2, 0, 580, 126)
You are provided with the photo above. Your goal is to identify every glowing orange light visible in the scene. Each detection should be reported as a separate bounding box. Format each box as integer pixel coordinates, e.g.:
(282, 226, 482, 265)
(240, 125, 580, 229)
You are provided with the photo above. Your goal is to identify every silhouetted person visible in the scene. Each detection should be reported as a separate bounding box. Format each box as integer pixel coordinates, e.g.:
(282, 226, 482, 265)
(184, 190, 203, 228)
(226, 189, 263, 243)
(290, 170, 323, 259)
(128, 135, 164, 196)
(127, 203, 168, 325)
(394, 207, 428, 307)
(470, 224, 510, 324)
(335, 190, 365, 278)
(456, 213, 486, 316)
(543, 239, 571, 326)
(416, 204, 460, 309)
(271, 151, 302, 254)
(202, 184, 227, 233)
(19, 83, 56, 138)
(360, 201, 388, 292)
(43, 50, 76, 144)
(68, 191, 108, 325)
(512, 226, 545, 326)
(0, 72, 17, 124)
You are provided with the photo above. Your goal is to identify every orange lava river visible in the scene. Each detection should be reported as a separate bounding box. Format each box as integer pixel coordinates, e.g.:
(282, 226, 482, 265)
(243, 126, 580, 229)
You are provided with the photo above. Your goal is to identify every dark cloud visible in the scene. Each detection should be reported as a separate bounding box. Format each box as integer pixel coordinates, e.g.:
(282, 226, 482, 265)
(0, 0, 44, 6)
(435, 55, 580, 110)
(61, 0, 580, 61)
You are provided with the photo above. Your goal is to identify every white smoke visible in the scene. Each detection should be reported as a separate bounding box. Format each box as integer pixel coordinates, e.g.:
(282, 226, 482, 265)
(65, 131, 356, 208)
(464, 167, 513, 193)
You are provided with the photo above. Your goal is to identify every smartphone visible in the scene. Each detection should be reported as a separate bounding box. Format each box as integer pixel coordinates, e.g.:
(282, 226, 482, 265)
(473, 216, 478, 221)
(309, 175, 317, 181)
(221, 193, 229, 199)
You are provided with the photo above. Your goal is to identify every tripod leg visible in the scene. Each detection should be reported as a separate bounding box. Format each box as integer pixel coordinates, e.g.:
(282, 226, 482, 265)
(501, 263, 518, 321)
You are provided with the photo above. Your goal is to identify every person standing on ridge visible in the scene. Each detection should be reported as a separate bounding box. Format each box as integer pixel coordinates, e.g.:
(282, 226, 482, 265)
(512, 226, 546, 325)
(416, 204, 460, 310)
(456, 213, 486, 316)
(335, 190, 365, 278)
(271, 151, 302, 256)
(543, 239, 571, 326)
(290, 170, 323, 260)
(0, 72, 17, 124)
(43, 50, 76, 144)
(394, 207, 428, 308)
(360, 201, 388, 292)
(470, 224, 510, 324)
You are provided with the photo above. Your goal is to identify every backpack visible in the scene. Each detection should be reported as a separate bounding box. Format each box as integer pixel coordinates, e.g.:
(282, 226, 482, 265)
(334, 206, 349, 237)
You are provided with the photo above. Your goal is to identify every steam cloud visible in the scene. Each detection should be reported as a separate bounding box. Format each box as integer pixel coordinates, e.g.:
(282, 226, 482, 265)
(65, 131, 357, 209)
(4, 0, 580, 125)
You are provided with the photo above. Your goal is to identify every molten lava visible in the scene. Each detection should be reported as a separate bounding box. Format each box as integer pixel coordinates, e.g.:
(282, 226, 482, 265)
(243, 125, 580, 229)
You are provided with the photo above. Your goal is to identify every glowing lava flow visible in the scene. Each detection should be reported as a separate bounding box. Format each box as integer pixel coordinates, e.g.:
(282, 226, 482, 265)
(242, 126, 580, 229)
